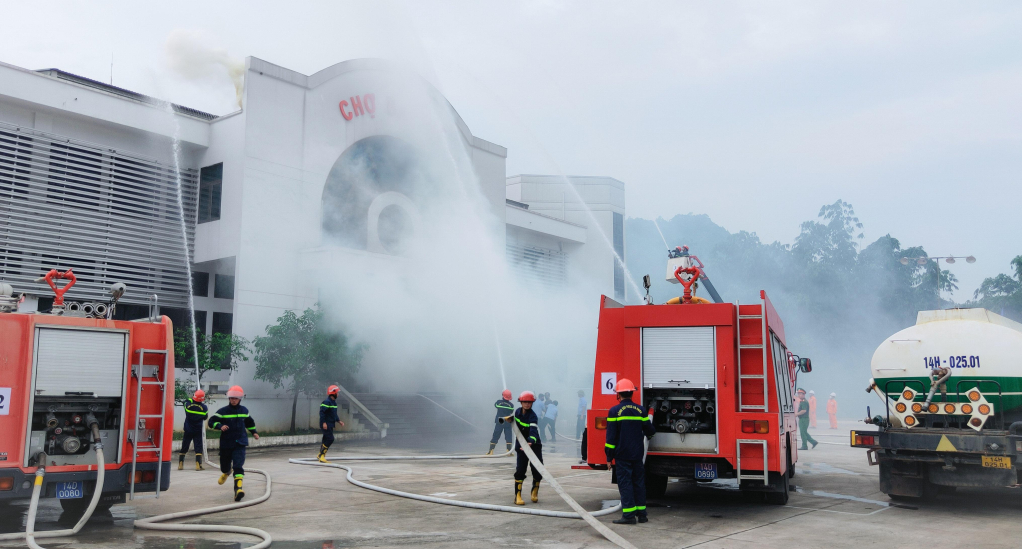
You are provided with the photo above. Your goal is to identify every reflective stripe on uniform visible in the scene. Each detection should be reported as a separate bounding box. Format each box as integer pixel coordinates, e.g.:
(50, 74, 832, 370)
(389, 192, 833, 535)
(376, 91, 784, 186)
(636, 506, 646, 510)
(218, 414, 249, 418)
(622, 506, 638, 513)
(605, 443, 616, 448)
(185, 408, 207, 415)
(320, 404, 338, 408)
(607, 416, 647, 421)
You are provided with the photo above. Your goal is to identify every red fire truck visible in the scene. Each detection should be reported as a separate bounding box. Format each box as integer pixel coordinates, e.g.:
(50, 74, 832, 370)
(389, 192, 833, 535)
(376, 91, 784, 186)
(584, 263, 812, 504)
(0, 271, 174, 512)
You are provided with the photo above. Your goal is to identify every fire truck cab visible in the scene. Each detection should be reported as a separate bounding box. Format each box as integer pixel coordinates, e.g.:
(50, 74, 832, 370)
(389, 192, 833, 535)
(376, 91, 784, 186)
(584, 290, 811, 505)
(0, 277, 174, 512)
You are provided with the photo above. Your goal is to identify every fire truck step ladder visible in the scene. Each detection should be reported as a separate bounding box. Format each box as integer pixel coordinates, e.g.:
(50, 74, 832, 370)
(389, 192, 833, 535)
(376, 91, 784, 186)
(128, 348, 169, 500)
(736, 439, 769, 484)
(736, 299, 770, 412)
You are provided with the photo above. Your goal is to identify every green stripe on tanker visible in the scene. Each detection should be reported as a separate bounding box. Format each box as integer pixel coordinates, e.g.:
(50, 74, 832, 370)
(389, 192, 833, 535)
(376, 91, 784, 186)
(871, 309, 1022, 415)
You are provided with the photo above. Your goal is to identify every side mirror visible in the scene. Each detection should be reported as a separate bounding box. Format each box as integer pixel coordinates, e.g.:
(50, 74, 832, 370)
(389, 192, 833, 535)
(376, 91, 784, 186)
(642, 275, 651, 291)
(799, 357, 812, 373)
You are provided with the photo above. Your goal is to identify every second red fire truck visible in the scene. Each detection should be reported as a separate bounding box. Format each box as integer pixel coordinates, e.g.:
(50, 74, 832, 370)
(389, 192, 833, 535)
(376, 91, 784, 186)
(584, 256, 812, 504)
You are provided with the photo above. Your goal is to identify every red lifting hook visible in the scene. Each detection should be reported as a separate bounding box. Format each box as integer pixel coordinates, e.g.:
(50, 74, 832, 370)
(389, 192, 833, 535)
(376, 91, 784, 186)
(40, 269, 77, 306)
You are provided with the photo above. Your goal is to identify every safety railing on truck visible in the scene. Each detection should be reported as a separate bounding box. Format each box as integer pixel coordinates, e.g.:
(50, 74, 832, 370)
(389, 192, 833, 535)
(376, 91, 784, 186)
(334, 384, 389, 438)
(881, 378, 1007, 430)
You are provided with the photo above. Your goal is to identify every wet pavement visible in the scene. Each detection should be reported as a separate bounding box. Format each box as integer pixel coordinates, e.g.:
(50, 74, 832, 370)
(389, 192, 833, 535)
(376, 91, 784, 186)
(2, 421, 1020, 548)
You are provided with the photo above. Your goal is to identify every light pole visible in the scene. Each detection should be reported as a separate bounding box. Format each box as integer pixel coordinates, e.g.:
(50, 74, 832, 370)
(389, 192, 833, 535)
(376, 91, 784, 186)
(900, 255, 976, 305)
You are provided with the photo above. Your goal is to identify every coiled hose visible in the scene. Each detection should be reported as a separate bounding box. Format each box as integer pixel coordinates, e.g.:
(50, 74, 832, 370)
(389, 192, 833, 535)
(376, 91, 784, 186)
(290, 424, 637, 549)
(133, 468, 273, 549)
(0, 424, 106, 549)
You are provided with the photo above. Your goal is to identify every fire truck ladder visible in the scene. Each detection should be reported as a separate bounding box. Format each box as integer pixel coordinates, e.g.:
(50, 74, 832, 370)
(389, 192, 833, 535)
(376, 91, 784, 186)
(128, 348, 169, 500)
(736, 439, 769, 484)
(736, 298, 769, 412)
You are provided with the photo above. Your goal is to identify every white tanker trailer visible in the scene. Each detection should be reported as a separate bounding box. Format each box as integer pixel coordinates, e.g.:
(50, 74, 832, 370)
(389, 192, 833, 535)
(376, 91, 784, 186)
(851, 308, 1022, 498)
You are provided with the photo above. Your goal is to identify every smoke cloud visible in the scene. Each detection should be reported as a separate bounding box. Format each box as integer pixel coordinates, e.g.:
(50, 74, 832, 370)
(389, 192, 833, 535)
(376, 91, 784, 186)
(164, 29, 245, 108)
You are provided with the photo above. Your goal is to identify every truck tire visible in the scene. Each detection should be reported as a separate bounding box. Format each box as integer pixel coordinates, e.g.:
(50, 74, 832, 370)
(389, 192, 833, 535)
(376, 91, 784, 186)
(787, 438, 795, 479)
(645, 471, 668, 499)
(765, 473, 790, 505)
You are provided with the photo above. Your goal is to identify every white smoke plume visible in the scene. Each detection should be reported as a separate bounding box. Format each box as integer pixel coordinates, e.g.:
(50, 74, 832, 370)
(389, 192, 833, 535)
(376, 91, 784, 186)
(164, 29, 245, 108)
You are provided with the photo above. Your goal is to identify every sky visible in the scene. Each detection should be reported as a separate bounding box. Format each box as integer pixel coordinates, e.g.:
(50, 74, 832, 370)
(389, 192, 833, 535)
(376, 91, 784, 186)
(2, 1, 1019, 296)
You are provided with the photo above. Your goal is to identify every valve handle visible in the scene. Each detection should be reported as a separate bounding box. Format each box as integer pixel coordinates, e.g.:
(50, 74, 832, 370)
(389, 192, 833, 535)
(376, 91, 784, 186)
(673, 265, 702, 303)
(41, 269, 77, 306)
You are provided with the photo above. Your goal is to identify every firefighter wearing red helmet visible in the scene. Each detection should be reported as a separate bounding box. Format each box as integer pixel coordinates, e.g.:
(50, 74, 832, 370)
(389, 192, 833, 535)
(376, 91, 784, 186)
(605, 378, 655, 525)
(317, 384, 346, 463)
(507, 390, 544, 505)
(486, 389, 515, 455)
(178, 389, 208, 471)
(208, 385, 260, 501)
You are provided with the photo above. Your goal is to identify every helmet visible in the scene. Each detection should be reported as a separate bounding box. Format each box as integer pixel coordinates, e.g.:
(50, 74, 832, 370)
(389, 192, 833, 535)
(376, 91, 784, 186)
(328, 385, 340, 396)
(615, 379, 636, 393)
(518, 391, 536, 402)
(192, 390, 205, 402)
(809, 390, 815, 395)
(502, 389, 512, 400)
(830, 392, 836, 397)
(226, 385, 245, 398)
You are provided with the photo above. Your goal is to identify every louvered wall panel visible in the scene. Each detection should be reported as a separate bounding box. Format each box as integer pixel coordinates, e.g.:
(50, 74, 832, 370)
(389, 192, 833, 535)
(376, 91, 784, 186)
(641, 327, 716, 388)
(0, 123, 197, 307)
(506, 242, 567, 289)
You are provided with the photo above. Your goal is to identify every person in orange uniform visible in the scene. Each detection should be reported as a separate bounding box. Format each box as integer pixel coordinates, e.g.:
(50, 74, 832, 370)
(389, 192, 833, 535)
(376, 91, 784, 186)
(827, 393, 838, 429)
(807, 390, 818, 428)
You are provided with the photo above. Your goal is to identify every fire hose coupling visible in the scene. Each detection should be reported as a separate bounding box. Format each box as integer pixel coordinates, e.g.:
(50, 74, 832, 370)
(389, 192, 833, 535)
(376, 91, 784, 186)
(35, 269, 77, 306)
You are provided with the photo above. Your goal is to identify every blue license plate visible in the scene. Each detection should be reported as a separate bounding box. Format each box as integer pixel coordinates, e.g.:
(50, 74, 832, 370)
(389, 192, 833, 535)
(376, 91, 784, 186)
(56, 481, 84, 499)
(694, 463, 717, 480)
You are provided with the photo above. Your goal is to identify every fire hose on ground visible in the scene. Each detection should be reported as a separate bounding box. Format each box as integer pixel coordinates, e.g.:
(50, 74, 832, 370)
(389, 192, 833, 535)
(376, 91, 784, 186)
(289, 422, 638, 549)
(133, 469, 272, 549)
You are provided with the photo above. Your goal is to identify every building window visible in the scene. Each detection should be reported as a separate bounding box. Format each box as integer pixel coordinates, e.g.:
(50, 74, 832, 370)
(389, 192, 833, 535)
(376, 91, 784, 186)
(192, 310, 208, 333)
(197, 163, 223, 223)
(212, 312, 233, 335)
(214, 274, 235, 299)
(613, 212, 625, 301)
(191, 272, 209, 297)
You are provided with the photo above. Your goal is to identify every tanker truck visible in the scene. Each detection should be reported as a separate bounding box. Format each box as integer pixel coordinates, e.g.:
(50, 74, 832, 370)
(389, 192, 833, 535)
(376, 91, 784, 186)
(850, 308, 1022, 498)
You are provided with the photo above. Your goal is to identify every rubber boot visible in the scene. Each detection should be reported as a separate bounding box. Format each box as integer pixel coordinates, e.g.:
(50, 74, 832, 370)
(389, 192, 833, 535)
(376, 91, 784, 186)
(234, 477, 245, 502)
(514, 480, 525, 505)
(218, 472, 230, 485)
(196, 455, 204, 471)
(318, 444, 329, 463)
(613, 516, 637, 525)
(178, 455, 184, 470)
(531, 480, 540, 503)
(486, 443, 495, 456)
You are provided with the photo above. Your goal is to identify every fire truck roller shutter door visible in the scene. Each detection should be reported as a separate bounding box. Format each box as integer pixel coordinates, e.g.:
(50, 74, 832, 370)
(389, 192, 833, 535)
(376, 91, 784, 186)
(641, 327, 716, 387)
(33, 328, 127, 397)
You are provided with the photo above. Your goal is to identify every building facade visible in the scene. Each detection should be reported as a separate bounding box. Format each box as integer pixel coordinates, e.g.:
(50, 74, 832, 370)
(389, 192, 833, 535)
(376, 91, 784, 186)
(0, 57, 625, 429)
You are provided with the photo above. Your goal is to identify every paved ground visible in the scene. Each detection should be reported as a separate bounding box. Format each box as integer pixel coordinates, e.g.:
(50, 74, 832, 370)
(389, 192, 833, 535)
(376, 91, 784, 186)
(2, 421, 1020, 548)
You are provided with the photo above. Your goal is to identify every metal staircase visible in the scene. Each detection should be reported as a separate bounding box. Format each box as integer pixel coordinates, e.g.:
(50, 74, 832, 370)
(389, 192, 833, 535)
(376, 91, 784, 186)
(128, 348, 168, 500)
(736, 298, 769, 412)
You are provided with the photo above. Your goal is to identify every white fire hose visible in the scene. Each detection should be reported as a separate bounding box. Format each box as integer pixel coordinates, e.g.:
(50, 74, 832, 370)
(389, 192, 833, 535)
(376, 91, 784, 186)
(0, 424, 106, 549)
(133, 469, 272, 549)
(289, 422, 637, 549)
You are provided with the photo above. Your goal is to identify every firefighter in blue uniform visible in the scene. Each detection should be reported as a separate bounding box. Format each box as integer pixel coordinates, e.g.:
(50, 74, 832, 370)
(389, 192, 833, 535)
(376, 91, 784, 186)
(487, 389, 515, 455)
(208, 385, 259, 501)
(503, 391, 544, 505)
(178, 389, 208, 471)
(317, 384, 346, 463)
(605, 378, 656, 524)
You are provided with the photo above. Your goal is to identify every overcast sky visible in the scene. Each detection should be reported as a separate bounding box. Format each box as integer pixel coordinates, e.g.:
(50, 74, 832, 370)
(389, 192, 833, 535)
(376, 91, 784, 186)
(3, 1, 1019, 296)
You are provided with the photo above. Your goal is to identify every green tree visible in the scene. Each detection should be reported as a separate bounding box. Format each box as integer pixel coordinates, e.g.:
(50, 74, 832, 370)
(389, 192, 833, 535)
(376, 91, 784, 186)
(970, 255, 1022, 321)
(174, 328, 251, 402)
(252, 305, 364, 433)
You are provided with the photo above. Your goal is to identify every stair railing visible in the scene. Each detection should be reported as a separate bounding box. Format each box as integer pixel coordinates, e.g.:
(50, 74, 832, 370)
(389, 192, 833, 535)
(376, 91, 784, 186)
(336, 384, 389, 438)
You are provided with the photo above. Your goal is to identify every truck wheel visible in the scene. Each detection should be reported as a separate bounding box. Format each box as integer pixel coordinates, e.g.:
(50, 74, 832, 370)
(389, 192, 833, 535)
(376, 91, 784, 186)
(765, 473, 790, 505)
(645, 472, 668, 499)
(787, 438, 795, 479)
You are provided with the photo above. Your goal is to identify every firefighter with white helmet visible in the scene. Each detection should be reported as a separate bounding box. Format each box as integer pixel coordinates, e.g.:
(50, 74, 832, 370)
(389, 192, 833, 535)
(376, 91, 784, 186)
(208, 385, 260, 501)
(487, 389, 515, 455)
(178, 389, 208, 471)
(317, 384, 346, 463)
(505, 390, 543, 505)
(605, 378, 656, 525)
